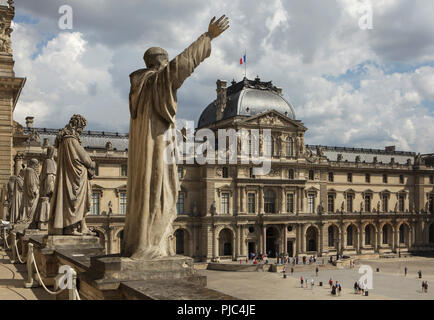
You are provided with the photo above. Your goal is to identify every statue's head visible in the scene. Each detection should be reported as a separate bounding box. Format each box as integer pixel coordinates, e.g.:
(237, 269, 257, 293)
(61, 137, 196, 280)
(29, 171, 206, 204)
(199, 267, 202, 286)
(143, 47, 168, 70)
(46, 146, 55, 158)
(28, 158, 38, 169)
(68, 114, 87, 134)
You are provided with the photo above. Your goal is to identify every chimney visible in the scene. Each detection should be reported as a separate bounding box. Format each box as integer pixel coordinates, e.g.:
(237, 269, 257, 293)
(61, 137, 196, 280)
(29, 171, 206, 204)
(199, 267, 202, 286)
(25, 116, 34, 128)
(385, 146, 395, 152)
(216, 80, 227, 121)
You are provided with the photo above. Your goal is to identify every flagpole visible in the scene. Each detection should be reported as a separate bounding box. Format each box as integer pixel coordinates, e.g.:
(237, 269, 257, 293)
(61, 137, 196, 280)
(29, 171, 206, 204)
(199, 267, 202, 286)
(244, 48, 247, 78)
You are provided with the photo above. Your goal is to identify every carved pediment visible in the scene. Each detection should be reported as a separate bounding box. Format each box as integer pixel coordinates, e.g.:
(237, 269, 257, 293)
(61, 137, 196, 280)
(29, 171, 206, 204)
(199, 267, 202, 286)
(240, 110, 305, 130)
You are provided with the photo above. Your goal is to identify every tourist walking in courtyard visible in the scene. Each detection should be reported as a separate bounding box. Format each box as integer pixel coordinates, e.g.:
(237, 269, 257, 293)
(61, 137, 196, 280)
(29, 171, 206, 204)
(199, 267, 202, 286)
(315, 267, 319, 276)
(354, 281, 358, 294)
(337, 282, 342, 296)
(404, 266, 407, 276)
(300, 276, 304, 287)
(311, 278, 314, 289)
(329, 278, 333, 288)
(418, 270, 422, 279)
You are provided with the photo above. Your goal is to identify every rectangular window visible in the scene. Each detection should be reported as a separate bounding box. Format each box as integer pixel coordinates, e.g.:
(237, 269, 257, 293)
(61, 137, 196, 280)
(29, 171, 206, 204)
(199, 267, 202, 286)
(430, 176, 434, 184)
(347, 195, 353, 213)
(365, 174, 370, 183)
(383, 174, 388, 183)
(399, 194, 405, 212)
(221, 193, 229, 214)
(176, 192, 184, 215)
(91, 192, 100, 215)
(121, 164, 127, 177)
(286, 193, 294, 213)
(328, 172, 334, 182)
(94, 163, 99, 176)
(248, 193, 256, 214)
(222, 167, 229, 178)
(382, 195, 388, 212)
(309, 170, 314, 180)
(400, 175, 404, 184)
(327, 195, 334, 213)
(365, 195, 371, 212)
(308, 194, 315, 214)
(120, 192, 127, 214)
(178, 166, 183, 179)
(347, 173, 353, 183)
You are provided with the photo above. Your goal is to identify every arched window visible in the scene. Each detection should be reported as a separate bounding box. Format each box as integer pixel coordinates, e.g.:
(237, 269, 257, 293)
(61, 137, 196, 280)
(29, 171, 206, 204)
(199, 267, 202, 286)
(264, 190, 276, 213)
(347, 225, 354, 246)
(365, 225, 372, 245)
(382, 225, 390, 244)
(399, 224, 405, 244)
(328, 226, 334, 247)
(175, 229, 185, 255)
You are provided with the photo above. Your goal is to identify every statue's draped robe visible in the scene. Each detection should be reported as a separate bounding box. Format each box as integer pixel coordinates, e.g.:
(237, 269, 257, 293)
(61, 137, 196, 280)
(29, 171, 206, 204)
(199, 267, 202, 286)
(37, 158, 56, 223)
(8, 176, 23, 223)
(49, 134, 93, 233)
(123, 33, 211, 259)
(22, 168, 39, 222)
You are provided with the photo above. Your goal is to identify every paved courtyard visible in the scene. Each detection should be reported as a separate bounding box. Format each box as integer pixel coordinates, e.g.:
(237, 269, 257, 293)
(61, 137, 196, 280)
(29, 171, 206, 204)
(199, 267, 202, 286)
(198, 257, 434, 300)
(0, 249, 54, 300)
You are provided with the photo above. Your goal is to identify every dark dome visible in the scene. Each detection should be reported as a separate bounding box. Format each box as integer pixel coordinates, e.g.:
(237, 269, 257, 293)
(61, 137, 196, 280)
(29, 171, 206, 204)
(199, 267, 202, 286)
(198, 77, 295, 128)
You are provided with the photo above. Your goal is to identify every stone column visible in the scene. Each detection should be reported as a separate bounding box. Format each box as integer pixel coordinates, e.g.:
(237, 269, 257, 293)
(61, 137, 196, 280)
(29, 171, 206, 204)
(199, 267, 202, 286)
(300, 188, 305, 212)
(240, 187, 245, 213)
(259, 187, 264, 214)
(283, 224, 288, 254)
(263, 225, 267, 254)
(358, 224, 363, 253)
(236, 225, 241, 258)
(295, 188, 299, 214)
(189, 231, 194, 257)
(213, 226, 218, 259)
(240, 225, 245, 256)
(392, 227, 397, 252)
(301, 224, 306, 253)
(280, 188, 285, 213)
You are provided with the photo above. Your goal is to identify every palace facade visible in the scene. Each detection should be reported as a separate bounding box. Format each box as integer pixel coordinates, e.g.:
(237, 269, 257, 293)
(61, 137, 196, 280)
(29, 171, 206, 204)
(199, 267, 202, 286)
(4, 76, 434, 262)
(1, 1, 433, 261)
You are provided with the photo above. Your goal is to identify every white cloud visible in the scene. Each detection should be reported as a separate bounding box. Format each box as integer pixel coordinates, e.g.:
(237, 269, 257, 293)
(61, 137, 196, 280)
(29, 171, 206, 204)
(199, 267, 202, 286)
(10, 0, 434, 153)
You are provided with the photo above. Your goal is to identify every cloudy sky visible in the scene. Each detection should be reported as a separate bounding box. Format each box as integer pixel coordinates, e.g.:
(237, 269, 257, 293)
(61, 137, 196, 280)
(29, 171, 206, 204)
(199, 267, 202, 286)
(10, 0, 434, 153)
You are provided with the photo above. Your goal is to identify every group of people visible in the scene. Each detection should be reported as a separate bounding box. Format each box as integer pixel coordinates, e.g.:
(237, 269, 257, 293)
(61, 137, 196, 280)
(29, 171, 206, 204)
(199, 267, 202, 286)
(299, 276, 316, 289)
(422, 281, 429, 293)
(354, 280, 367, 295)
(329, 278, 342, 296)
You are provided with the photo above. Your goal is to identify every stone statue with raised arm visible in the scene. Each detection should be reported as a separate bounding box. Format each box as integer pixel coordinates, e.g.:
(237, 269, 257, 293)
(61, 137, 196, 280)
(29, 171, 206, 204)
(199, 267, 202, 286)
(122, 15, 229, 259)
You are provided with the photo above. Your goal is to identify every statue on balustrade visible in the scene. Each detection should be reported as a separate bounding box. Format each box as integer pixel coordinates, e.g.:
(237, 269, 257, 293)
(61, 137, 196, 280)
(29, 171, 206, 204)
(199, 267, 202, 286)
(6, 174, 23, 223)
(122, 15, 229, 259)
(22, 159, 40, 222)
(34, 147, 56, 229)
(48, 115, 96, 236)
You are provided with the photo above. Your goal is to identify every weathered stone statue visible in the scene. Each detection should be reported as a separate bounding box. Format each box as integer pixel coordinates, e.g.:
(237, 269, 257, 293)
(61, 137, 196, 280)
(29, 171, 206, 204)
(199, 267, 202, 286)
(22, 159, 40, 222)
(35, 147, 56, 229)
(48, 115, 96, 235)
(122, 15, 229, 259)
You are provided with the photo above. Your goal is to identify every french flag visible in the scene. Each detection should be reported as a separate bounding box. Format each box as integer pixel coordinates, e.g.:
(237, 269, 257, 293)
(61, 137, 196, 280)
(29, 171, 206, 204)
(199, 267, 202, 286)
(240, 54, 246, 65)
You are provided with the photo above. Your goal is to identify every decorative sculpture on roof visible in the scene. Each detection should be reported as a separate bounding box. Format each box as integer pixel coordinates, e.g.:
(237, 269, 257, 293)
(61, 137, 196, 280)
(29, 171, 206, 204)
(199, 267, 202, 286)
(0, 15, 13, 54)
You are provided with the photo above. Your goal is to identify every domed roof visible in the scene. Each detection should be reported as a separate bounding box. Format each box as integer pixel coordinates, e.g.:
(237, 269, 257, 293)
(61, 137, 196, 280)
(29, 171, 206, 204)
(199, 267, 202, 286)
(198, 77, 296, 128)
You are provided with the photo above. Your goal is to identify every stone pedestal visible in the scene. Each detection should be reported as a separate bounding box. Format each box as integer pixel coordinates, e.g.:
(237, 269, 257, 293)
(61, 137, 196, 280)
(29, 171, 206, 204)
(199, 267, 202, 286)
(79, 254, 208, 299)
(28, 235, 104, 289)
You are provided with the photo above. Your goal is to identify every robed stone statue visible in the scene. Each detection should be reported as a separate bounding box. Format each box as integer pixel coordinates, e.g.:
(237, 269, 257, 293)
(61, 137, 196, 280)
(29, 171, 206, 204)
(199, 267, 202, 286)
(35, 146, 56, 229)
(22, 159, 39, 222)
(122, 15, 229, 259)
(48, 115, 96, 235)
